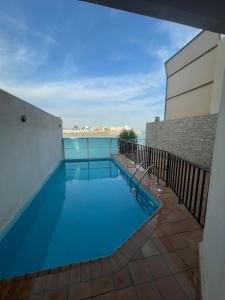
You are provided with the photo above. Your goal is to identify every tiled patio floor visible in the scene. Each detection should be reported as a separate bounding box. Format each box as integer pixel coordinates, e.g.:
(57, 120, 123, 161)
(0, 155, 203, 300)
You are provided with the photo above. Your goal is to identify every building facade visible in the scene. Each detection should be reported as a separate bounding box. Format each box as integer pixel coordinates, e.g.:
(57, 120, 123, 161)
(146, 31, 225, 169)
(165, 31, 222, 120)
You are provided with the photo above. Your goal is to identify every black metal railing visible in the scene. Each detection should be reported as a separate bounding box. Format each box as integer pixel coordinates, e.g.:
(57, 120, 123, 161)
(119, 139, 210, 227)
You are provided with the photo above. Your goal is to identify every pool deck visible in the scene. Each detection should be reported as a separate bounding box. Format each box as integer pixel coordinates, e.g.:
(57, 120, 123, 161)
(0, 154, 202, 300)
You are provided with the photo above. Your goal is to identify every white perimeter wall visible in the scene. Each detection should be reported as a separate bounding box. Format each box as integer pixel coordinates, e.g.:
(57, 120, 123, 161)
(0, 89, 63, 232)
(200, 71, 225, 299)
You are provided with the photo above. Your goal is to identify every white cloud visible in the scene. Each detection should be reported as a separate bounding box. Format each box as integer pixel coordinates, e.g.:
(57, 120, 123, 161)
(147, 21, 201, 62)
(0, 12, 200, 130)
(0, 34, 48, 79)
(0, 66, 165, 129)
(0, 12, 58, 45)
(162, 22, 201, 49)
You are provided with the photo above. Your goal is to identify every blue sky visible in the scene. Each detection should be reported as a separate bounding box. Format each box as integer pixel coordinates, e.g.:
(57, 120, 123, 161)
(0, 0, 201, 130)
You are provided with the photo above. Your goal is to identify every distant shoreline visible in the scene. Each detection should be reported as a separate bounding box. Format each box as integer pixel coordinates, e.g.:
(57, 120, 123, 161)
(63, 132, 119, 137)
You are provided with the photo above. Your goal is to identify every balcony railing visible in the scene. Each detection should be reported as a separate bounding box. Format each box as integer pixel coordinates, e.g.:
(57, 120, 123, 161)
(119, 139, 210, 227)
(63, 137, 118, 160)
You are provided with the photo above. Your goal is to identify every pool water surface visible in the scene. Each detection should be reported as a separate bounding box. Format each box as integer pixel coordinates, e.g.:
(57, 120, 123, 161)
(0, 159, 159, 278)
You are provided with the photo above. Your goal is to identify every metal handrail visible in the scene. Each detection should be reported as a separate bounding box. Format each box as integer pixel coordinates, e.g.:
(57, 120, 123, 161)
(136, 164, 159, 192)
(130, 161, 146, 187)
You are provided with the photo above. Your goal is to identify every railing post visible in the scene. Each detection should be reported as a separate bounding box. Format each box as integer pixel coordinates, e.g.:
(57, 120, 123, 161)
(165, 152, 170, 186)
(135, 142, 137, 164)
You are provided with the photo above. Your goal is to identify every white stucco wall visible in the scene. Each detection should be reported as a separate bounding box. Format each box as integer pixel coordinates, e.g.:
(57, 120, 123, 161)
(0, 89, 63, 232)
(200, 72, 225, 300)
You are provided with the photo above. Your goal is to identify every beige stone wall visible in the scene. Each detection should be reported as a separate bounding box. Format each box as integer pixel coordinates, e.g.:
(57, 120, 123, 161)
(146, 114, 218, 169)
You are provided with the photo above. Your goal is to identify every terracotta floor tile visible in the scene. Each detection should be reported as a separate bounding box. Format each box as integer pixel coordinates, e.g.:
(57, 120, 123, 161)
(113, 267, 132, 290)
(45, 273, 59, 291)
(91, 260, 102, 280)
(116, 286, 138, 300)
(177, 249, 198, 268)
(167, 234, 189, 250)
(151, 228, 164, 238)
(153, 213, 167, 224)
(178, 232, 202, 253)
(17, 294, 43, 300)
(128, 259, 153, 284)
(111, 254, 123, 269)
(175, 270, 200, 300)
(80, 262, 91, 282)
(58, 270, 70, 288)
(135, 281, 162, 300)
(94, 291, 117, 300)
(68, 282, 92, 300)
(174, 220, 200, 232)
(3, 278, 24, 299)
(124, 239, 139, 253)
(92, 276, 114, 296)
(109, 257, 121, 274)
(70, 265, 81, 285)
(162, 252, 188, 273)
(166, 210, 189, 222)
(132, 233, 146, 247)
(141, 240, 159, 257)
(43, 287, 67, 300)
(156, 275, 188, 300)
(20, 278, 43, 298)
(130, 249, 144, 261)
(119, 245, 133, 259)
(31, 276, 47, 294)
(27, 294, 44, 300)
(0, 280, 10, 300)
(141, 225, 154, 238)
(101, 258, 112, 277)
(146, 255, 171, 279)
(114, 251, 128, 266)
(158, 222, 183, 235)
(151, 237, 174, 253)
(191, 268, 201, 286)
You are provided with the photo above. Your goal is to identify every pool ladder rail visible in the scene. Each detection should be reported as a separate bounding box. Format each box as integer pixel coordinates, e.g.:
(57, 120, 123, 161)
(130, 161, 146, 188)
(131, 163, 160, 195)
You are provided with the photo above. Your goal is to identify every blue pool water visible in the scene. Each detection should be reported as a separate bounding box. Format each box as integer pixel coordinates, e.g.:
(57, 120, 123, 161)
(0, 159, 159, 278)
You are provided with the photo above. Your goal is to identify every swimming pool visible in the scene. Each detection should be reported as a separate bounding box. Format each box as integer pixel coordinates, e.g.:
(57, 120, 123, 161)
(0, 159, 160, 278)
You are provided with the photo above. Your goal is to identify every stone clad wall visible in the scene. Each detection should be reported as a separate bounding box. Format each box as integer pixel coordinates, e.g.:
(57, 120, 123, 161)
(146, 114, 218, 169)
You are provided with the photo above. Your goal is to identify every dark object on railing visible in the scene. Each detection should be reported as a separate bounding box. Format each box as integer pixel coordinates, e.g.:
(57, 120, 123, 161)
(119, 139, 210, 227)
